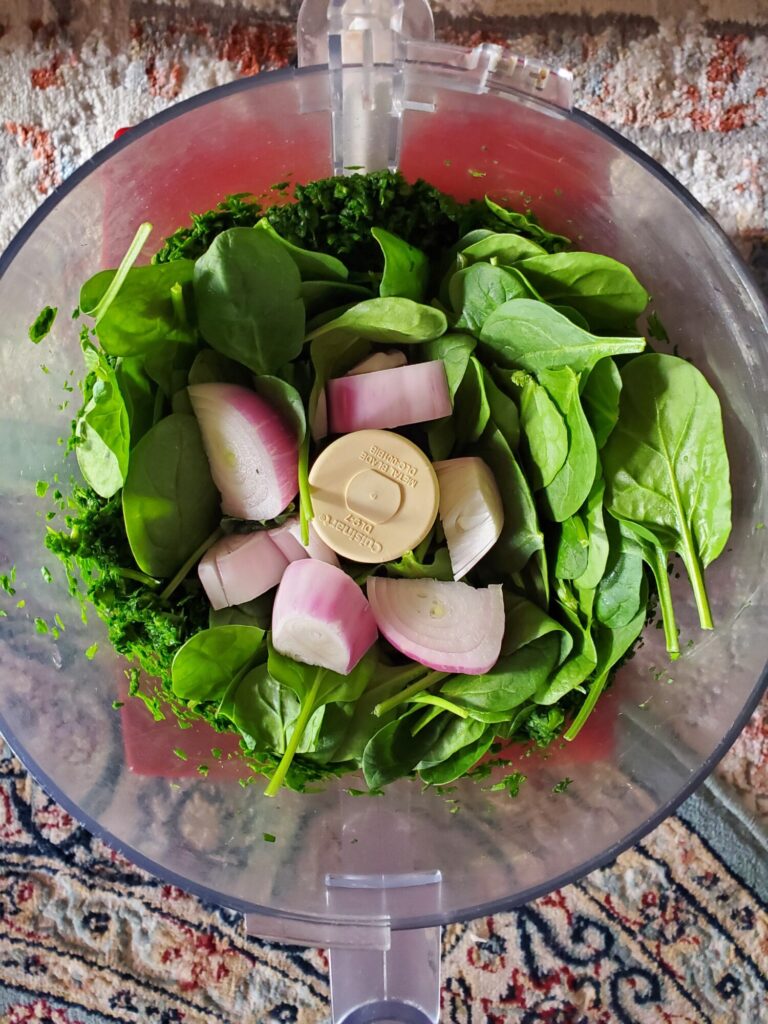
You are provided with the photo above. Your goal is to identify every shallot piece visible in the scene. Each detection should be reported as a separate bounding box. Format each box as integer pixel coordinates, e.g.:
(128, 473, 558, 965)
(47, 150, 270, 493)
(269, 517, 340, 566)
(198, 532, 289, 610)
(433, 458, 504, 579)
(272, 560, 378, 674)
(366, 577, 504, 675)
(188, 383, 298, 520)
(345, 350, 408, 375)
(327, 360, 451, 434)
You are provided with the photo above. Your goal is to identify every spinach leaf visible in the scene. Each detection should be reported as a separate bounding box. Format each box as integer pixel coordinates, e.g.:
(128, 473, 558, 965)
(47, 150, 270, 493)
(300, 280, 372, 318)
(306, 297, 446, 344)
(519, 373, 568, 489)
(595, 518, 645, 628)
(538, 367, 597, 522)
(255, 219, 349, 281)
(552, 305, 591, 330)
(419, 727, 496, 786)
(362, 712, 451, 790)
(454, 357, 490, 445)
(485, 197, 571, 250)
(574, 476, 610, 591)
(188, 349, 247, 386)
(193, 227, 305, 374)
(122, 413, 220, 578)
(460, 231, 546, 265)
(209, 593, 274, 630)
(603, 353, 731, 631)
(252, 375, 306, 441)
(535, 584, 597, 704)
(265, 641, 378, 795)
(75, 343, 130, 498)
(480, 299, 646, 374)
(114, 357, 155, 448)
(372, 227, 429, 301)
(80, 261, 197, 356)
(171, 624, 265, 701)
(501, 593, 573, 661)
(144, 340, 198, 398)
(220, 664, 325, 755)
(421, 332, 476, 398)
(565, 580, 648, 740)
(555, 514, 590, 580)
(441, 635, 562, 719)
(473, 425, 545, 574)
(515, 252, 649, 331)
(581, 357, 622, 449)
(450, 264, 529, 334)
(482, 364, 519, 450)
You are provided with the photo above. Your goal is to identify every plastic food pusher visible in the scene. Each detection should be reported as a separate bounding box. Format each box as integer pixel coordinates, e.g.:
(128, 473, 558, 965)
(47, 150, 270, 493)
(243, 3, 572, 1021)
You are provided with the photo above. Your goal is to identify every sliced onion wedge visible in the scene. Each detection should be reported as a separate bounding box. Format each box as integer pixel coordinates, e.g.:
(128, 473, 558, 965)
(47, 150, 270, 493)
(433, 458, 504, 580)
(198, 532, 289, 610)
(272, 560, 378, 674)
(327, 360, 451, 434)
(346, 349, 408, 375)
(188, 383, 298, 520)
(269, 517, 340, 566)
(366, 577, 504, 675)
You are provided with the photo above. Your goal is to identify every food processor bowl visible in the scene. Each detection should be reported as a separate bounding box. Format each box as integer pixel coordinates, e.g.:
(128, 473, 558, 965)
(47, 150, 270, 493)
(0, 3, 766, 1021)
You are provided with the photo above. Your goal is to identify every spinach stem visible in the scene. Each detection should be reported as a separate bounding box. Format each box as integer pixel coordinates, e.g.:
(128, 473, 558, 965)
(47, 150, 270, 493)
(651, 544, 680, 659)
(265, 671, 324, 797)
(564, 669, 609, 741)
(298, 431, 314, 547)
(117, 568, 160, 587)
(170, 282, 189, 328)
(159, 526, 224, 602)
(374, 671, 448, 718)
(90, 222, 152, 323)
(152, 386, 165, 426)
(683, 549, 713, 631)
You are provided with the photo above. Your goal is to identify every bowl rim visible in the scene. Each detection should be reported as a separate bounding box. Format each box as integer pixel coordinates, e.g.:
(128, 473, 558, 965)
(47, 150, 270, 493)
(0, 65, 766, 932)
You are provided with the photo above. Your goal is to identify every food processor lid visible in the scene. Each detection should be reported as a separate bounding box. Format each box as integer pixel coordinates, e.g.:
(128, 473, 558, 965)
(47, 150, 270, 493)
(295, 0, 573, 175)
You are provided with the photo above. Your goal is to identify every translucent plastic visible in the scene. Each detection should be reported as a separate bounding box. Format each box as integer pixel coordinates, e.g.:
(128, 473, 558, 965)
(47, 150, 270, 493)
(0, 66, 766, 935)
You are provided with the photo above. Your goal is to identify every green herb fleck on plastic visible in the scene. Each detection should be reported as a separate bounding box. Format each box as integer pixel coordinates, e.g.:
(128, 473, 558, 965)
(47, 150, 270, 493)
(85, 642, 99, 660)
(29, 305, 58, 343)
(553, 777, 574, 794)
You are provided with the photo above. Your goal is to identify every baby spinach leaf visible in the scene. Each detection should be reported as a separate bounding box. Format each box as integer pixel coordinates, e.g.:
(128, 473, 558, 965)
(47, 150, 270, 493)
(143, 340, 198, 398)
(581, 357, 622, 448)
(555, 514, 590, 580)
(460, 231, 546, 265)
(265, 641, 379, 795)
(209, 593, 275, 630)
(255, 219, 349, 281)
(194, 227, 305, 374)
(565, 579, 648, 740)
(484, 197, 570, 250)
(552, 305, 591, 331)
(419, 727, 496, 786)
(171, 624, 266, 701)
(454, 357, 490, 445)
(188, 349, 247, 386)
(122, 413, 220, 578)
(75, 343, 130, 498)
(501, 593, 573, 661)
(372, 227, 429, 301)
(538, 367, 597, 522)
(441, 635, 562, 718)
(80, 261, 197, 356)
(480, 299, 646, 374)
(252, 375, 306, 442)
(574, 477, 610, 591)
(594, 518, 645, 628)
(450, 264, 529, 334)
(603, 353, 731, 631)
(519, 374, 568, 489)
(536, 584, 597, 704)
(306, 297, 446, 344)
(220, 664, 324, 755)
(300, 280, 372, 318)
(362, 712, 451, 790)
(114, 357, 155, 448)
(482, 364, 519, 450)
(473, 425, 545, 574)
(515, 251, 649, 331)
(421, 332, 475, 398)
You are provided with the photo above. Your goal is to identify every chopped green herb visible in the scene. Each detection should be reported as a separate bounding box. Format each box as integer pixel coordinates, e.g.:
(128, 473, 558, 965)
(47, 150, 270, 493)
(489, 772, 527, 797)
(552, 777, 574, 794)
(262, 832, 277, 843)
(84, 642, 99, 660)
(34, 618, 49, 634)
(173, 747, 188, 761)
(197, 764, 210, 777)
(36, 481, 49, 498)
(28, 305, 58, 343)
(112, 700, 124, 709)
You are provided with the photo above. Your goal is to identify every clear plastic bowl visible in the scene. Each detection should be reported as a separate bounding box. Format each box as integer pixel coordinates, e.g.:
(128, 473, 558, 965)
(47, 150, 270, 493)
(0, 64, 766, 940)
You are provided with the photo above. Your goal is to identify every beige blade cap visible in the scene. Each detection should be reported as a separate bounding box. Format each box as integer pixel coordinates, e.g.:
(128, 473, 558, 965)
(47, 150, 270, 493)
(308, 429, 440, 563)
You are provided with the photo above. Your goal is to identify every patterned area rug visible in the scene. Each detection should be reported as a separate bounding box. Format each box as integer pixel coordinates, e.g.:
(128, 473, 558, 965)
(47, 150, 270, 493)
(0, 1, 767, 1022)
